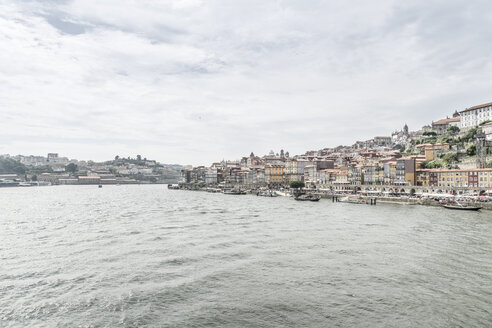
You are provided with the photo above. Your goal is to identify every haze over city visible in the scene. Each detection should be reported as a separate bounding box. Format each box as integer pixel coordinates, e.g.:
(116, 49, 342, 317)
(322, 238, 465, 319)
(2, 0, 492, 165)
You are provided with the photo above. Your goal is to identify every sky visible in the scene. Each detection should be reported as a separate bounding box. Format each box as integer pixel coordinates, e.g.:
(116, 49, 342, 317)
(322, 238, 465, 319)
(1, 0, 492, 165)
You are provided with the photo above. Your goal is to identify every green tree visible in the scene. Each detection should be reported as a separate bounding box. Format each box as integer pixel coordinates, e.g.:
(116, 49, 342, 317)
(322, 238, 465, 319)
(0, 158, 26, 174)
(461, 127, 479, 142)
(114, 155, 120, 161)
(290, 181, 305, 189)
(65, 163, 78, 174)
(466, 144, 476, 156)
(441, 152, 459, 164)
(447, 125, 460, 135)
(421, 160, 444, 169)
(136, 155, 142, 161)
(423, 131, 437, 137)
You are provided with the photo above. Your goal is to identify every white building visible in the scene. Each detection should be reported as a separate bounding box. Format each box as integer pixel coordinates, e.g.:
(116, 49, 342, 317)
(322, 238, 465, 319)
(205, 168, 218, 184)
(482, 122, 492, 141)
(460, 101, 492, 129)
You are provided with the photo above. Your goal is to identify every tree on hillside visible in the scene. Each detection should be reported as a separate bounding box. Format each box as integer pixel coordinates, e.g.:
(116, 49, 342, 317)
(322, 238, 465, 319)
(421, 160, 443, 169)
(447, 125, 460, 136)
(65, 163, 78, 174)
(0, 158, 26, 174)
(136, 155, 142, 161)
(423, 131, 437, 137)
(461, 127, 479, 142)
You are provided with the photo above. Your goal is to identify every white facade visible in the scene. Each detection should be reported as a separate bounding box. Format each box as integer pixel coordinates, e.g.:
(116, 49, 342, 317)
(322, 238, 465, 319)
(205, 168, 218, 184)
(460, 102, 492, 128)
(482, 122, 492, 141)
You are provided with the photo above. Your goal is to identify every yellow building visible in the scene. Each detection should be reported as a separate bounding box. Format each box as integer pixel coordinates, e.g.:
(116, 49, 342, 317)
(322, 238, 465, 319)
(416, 143, 450, 161)
(265, 164, 285, 185)
(335, 169, 349, 184)
(416, 168, 492, 189)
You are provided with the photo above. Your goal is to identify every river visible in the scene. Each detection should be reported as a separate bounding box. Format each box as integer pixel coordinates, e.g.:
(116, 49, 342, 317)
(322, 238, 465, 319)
(1, 185, 491, 327)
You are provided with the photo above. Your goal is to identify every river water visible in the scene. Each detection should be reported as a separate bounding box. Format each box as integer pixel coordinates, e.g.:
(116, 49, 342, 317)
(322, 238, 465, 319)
(0, 185, 491, 327)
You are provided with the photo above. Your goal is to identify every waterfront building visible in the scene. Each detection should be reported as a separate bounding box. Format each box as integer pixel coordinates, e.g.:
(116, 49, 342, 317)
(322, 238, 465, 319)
(243, 167, 265, 187)
(265, 164, 285, 187)
(348, 165, 362, 185)
(180, 168, 193, 184)
(416, 168, 492, 189)
(318, 169, 337, 186)
(58, 178, 79, 185)
(303, 165, 316, 185)
(78, 176, 101, 185)
(205, 168, 218, 185)
(0, 174, 19, 181)
(395, 159, 406, 185)
(383, 161, 397, 185)
(334, 169, 350, 185)
(362, 163, 379, 185)
(460, 101, 492, 129)
(313, 159, 335, 171)
(38, 173, 70, 185)
(284, 159, 299, 183)
(296, 159, 312, 180)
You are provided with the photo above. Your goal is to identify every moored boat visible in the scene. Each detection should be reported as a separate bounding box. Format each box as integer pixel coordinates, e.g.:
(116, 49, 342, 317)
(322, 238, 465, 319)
(168, 184, 180, 190)
(441, 204, 481, 211)
(223, 189, 247, 195)
(294, 194, 320, 201)
(339, 196, 368, 204)
(257, 190, 278, 197)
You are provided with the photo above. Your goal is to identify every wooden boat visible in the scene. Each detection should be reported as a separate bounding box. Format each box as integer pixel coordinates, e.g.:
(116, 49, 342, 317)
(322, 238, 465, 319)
(167, 184, 180, 190)
(223, 189, 247, 195)
(257, 190, 278, 197)
(339, 196, 367, 204)
(441, 204, 481, 211)
(294, 194, 320, 201)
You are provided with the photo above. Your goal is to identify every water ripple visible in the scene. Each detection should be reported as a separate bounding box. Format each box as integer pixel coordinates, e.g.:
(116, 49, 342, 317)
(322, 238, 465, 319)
(0, 185, 491, 327)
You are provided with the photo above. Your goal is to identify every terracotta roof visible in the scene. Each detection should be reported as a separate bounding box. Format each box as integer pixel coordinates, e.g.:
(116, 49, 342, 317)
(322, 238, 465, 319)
(433, 117, 460, 125)
(418, 168, 492, 172)
(460, 101, 492, 113)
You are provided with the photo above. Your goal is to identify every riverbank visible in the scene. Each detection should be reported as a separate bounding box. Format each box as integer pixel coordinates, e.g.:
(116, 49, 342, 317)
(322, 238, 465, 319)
(174, 186, 492, 210)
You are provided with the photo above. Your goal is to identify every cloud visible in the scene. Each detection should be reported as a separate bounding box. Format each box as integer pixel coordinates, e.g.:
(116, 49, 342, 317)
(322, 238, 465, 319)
(1, 0, 492, 165)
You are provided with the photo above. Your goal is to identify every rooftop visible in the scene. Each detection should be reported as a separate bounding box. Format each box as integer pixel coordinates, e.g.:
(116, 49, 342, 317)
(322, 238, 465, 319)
(433, 117, 460, 125)
(460, 101, 492, 113)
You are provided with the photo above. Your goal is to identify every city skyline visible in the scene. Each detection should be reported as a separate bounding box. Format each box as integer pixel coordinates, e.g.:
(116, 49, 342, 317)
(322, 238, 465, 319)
(2, 1, 492, 165)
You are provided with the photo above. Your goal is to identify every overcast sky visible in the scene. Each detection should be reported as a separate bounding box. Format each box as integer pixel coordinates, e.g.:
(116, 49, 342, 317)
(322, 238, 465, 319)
(1, 0, 492, 165)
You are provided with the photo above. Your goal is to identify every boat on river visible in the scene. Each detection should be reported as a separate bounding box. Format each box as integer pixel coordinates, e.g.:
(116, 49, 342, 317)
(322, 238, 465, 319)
(223, 189, 247, 195)
(339, 196, 368, 204)
(440, 199, 481, 211)
(441, 204, 481, 211)
(294, 194, 320, 201)
(257, 190, 278, 197)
